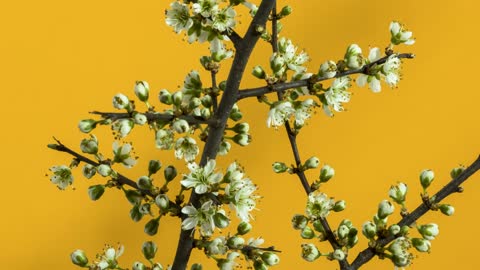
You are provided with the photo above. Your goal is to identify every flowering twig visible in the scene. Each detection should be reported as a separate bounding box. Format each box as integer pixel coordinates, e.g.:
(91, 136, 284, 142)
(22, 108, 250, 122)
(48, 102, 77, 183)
(349, 155, 480, 270)
(237, 53, 415, 100)
(90, 111, 216, 125)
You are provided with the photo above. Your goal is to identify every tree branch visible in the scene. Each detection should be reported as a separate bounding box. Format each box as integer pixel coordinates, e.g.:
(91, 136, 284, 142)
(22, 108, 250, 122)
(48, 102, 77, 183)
(90, 111, 215, 125)
(349, 155, 480, 270)
(171, 1, 277, 269)
(237, 53, 415, 100)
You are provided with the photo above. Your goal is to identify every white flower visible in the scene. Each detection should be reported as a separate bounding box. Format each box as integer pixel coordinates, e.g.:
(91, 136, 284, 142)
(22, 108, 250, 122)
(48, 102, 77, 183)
(192, 0, 218, 18)
(301, 243, 320, 262)
(345, 44, 363, 69)
(388, 237, 412, 267)
(174, 136, 199, 162)
(96, 245, 124, 270)
(165, 2, 193, 34)
(112, 93, 130, 110)
(50, 165, 74, 190)
(389, 182, 408, 205)
(418, 223, 439, 240)
(377, 199, 395, 219)
(208, 236, 228, 255)
(82, 164, 96, 179)
(382, 55, 401, 87)
(323, 76, 352, 116)
(218, 141, 231, 156)
(181, 159, 222, 194)
(210, 38, 233, 62)
(211, 7, 236, 33)
(318, 60, 337, 78)
(247, 237, 264, 247)
(217, 252, 239, 270)
(242, 1, 258, 16)
(306, 192, 335, 218)
(80, 134, 98, 154)
(172, 119, 190, 133)
(155, 129, 174, 150)
(182, 70, 202, 98)
(113, 141, 136, 168)
(112, 119, 134, 138)
(390, 21, 415, 45)
(225, 173, 258, 222)
(267, 101, 295, 128)
(278, 37, 309, 73)
(181, 200, 216, 237)
(356, 47, 382, 93)
(97, 164, 112, 177)
(293, 98, 317, 127)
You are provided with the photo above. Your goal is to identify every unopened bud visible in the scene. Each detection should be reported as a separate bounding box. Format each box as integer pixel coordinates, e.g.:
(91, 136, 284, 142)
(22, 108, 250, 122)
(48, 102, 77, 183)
(133, 261, 146, 270)
(159, 89, 173, 105)
(134, 81, 149, 102)
(142, 241, 157, 260)
(155, 194, 169, 211)
(332, 249, 345, 261)
(113, 93, 131, 110)
(319, 164, 335, 182)
(420, 169, 434, 190)
(213, 212, 230, 229)
(232, 133, 250, 146)
(70, 250, 88, 267)
(252, 65, 266, 79)
(164, 165, 177, 182)
(261, 252, 280, 266)
(362, 221, 377, 239)
(450, 167, 465, 179)
(333, 200, 346, 212)
(301, 243, 320, 262)
(137, 176, 153, 190)
(291, 214, 308, 230)
(88, 185, 105, 201)
(148, 160, 162, 176)
(301, 226, 315, 239)
(227, 236, 245, 249)
(273, 162, 288, 173)
(78, 119, 96, 133)
(237, 222, 252, 235)
(439, 204, 454, 216)
(377, 200, 395, 219)
(412, 238, 431, 252)
(304, 156, 320, 170)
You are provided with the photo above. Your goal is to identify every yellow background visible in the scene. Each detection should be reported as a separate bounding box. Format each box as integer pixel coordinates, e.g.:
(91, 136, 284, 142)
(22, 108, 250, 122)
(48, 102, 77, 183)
(1, 0, 479, 269)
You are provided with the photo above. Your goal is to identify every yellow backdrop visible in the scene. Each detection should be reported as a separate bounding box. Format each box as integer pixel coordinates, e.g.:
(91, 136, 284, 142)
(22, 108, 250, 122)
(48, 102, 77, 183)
(1, 0, 479, 269)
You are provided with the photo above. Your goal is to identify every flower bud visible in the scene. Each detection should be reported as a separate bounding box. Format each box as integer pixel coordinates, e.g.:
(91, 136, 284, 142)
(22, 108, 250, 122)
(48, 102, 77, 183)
(232, 122, 250, 134)
(318, 60, 337, 79)
(412, 238, 431, 252)
(332, 249, 345, 261)
(124, 189, 143, 205)
(219, 81, 227, 91)
(112, 119, 134, 138)
(272, 162, 288, 173)
(133, 113, 148, 125)
(78, 119, 96, 133)
(172, 119, 190, 133)
(70, 250, 88, 267)
(133, 261, 146, 270)
(137, 176, 153, 190)
(188, 97, 202, 110)
(155, 194, 169, 211)
(134, 81, 149, 102)
(362, 221, 377, 239)
(420, 169, 434, 190)
(144, 218, 160, 236)
(80, 135, 99, 154)
(88, 185, 105, 201)
(230, 111, 243, 121)
(344, 44, 363, 69)
(237, 222, 252, 235)
(279, 5, 292, 17)
(450, 167, 465, 179)
(213, 212, 230, 229)
(201, 108, 211, 119)
(389, 182, 408, 205)
(333, 200, 346, 212)
(312, 220, 325, 233)
(148, 160, 162, 176)
(201, 95, 213, 108)
(270, 54, 286, 76)
(227, 236, 245, 249)
(218, 141, 231, 156)
(172, 91, 183, 106)
(304, 156, 320, 170)
(253, 260, 268, 270)
(252, 65, 266, 79)
(232, 133, 250, 146)
(97, 164, 112, 177)
(159, 89, 173, 105)
(389, 224, 401, 236)
(190, 264, 202, 270)
(301, 226, 315, 239)
(164, 165, 177, 182)
(139, 203, 151, 215)
(377, 200, 395, 219)
(439, 204, 454, 216)
(113, 93, 131, 110)
(417, 223, 439, 240)
(261, 252, 280, 266)
(142, 241, 157, 260)
(301, 243, 320, 262)
(319, 164, 335, 182)
(291, 214, 308, 230)
(82, 164, 96, 179)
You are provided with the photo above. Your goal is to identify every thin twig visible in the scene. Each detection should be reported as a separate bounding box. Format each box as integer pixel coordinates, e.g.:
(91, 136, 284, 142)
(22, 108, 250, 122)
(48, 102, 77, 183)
(90, 111, 215, 125)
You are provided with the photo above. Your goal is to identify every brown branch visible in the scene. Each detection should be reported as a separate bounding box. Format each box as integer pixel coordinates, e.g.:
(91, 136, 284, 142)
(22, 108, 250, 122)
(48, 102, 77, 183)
(349, 155, 480, 270)
(237, 53, 415, 100)
(90, 111, 216, 125)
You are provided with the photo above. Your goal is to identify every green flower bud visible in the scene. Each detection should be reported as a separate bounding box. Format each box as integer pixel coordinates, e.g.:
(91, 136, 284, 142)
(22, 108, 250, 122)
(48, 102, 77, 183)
(88, 185, 105, 201)
(377, 200, 395, 219)
(412, 238, 431, 252)
(172, 91, 183, 106)
(344, 44, 363, 69)
(78, 119, 96, 133)
(270, 53, 285, 75)
(362, 221, 377, 239)
(230, 111, 243, 121)
(152, 263, 164, 270)
(96, 164, 112, 177)
(261, 252, 280, 266)
(190, 263, 202, 270)
(232, 133, 250, 146)
(389, 224, 401, 236)
(133, 261, 146, 270)
(347, 235, 359, 248)
(134, 81, 150, 102)
(312, 220, 325, 233)
(201, 95, 213, 108)
(333, 200, 346, 212)
(237, 222, 252, 235)
(253, 259, 268, 270)
(70, 249, 88, 267)
(113, 93, 131, 111)
(301, 226, 315, 239)
(389, 182, 408, 205)
(159, 89, 173, 105)
(301, 243, 320, 262)
(291, 214, 308, 230)
(137, 176, 153, 190)
(155, 194, 169, 211)
(82, 164, 96, 179)
(304, 156, 320, 170)
(319, 164, 334, 182)
(226, 236, 245, 249)
(279, 5, 292, 17)
(232, 122, 250, 134)
(142, 241, 157, 260)
(139, 203, 151, 215)
(133, 113, 148, 125)
(200, 55, 212, 70)
(164, 165, 177, 182)
(188, 97, 202, 110)
(80, 135, 98, 154)
(130, 205, 143, 222)
(148, 160, 162, 176)
(218, 141, 231, 156)
(201, 108, 211, 119)
(124, 189, 143, 205)
(272, 162, 288, 173)
(144, 218, 160, 236)
(417, 223, 439, 240)
(450, 167, 465, 179)
(439, 204, 454, 216)
(337, 225, 349, 240)
(332, 249, 345, 261)
(420, 169, 434, 190)
(213, 212, 230, 229)
(219, 81, 227, 91)
(252, 65, 266, 79)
